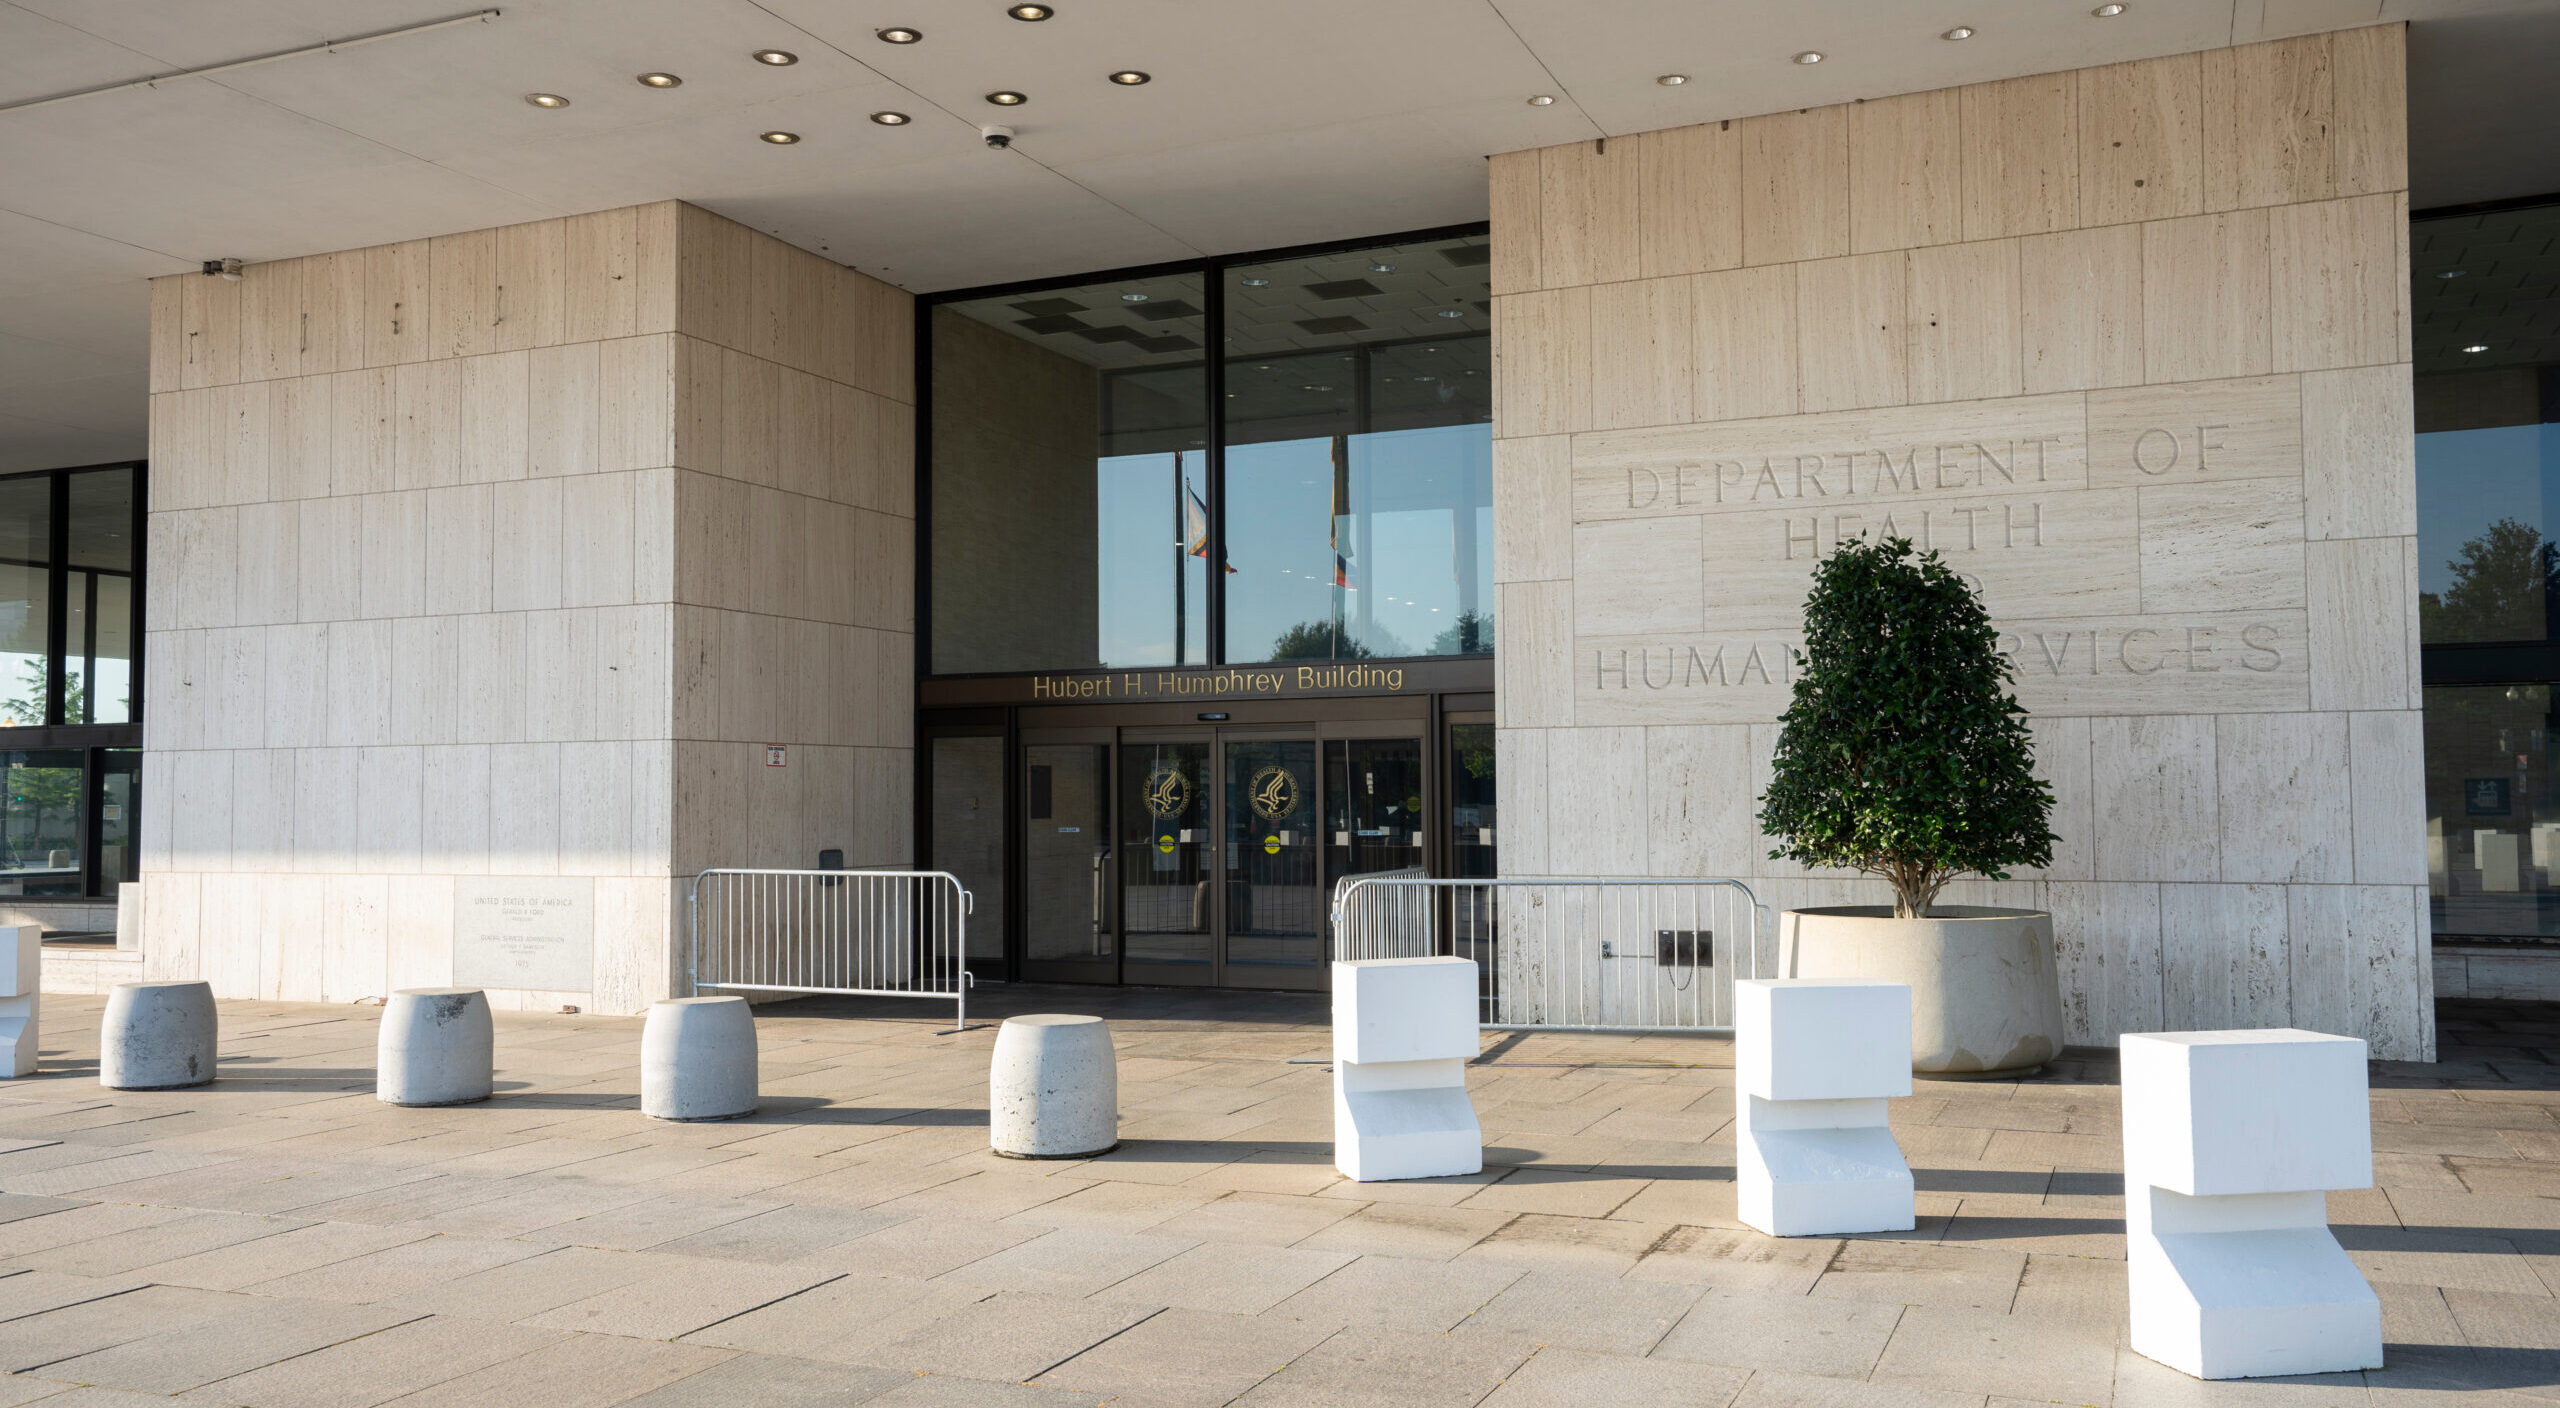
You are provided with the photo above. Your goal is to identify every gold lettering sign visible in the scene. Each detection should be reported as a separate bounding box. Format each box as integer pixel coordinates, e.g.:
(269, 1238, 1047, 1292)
(1023, 662, 1414, 702)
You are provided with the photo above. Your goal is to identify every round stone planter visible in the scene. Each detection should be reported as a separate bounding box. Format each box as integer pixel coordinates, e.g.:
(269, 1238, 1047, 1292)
(640, 996, 758, 1121)
(377, 988, 495, 1107)
(100, 980, 218, 1090)
(1778, 906, 2067, 1078)
(989, 1014, 1119, 1159)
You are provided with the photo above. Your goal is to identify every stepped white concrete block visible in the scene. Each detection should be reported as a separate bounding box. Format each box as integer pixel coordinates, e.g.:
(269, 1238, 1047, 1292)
(1736, 979, 1915, 1237)
(990, 1013, 1119, 1158)
(377, 987, 495, 1107)
(100, 980, 218, 1090)
(1333, 957, 1481, 1181)
(640, 996, 757, 1121)
(0, 925, 36, 1077)
(2121, 1029, 2383, 1380)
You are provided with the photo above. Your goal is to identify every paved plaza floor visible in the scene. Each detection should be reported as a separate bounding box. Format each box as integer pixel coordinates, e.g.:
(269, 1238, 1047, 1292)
(0, 986, 2552, 1408)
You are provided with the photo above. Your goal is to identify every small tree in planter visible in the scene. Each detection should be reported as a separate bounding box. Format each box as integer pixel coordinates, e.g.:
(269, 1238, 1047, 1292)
(1758, 535, 2057, 919)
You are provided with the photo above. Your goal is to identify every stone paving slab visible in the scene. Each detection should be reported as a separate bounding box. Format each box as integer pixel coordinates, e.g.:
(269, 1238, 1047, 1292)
(0, 989, 2548, 1408)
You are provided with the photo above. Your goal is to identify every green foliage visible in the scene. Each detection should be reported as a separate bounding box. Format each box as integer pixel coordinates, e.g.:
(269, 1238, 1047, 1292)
(2418, 516, 2554, 644)
(1267, 620, 1373, 661)
(1430, 609, 1495, 656)
(1757, 536, 2057, 919)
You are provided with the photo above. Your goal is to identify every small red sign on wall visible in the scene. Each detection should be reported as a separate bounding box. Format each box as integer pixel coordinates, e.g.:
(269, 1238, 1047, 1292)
(766, 745, 787, 767)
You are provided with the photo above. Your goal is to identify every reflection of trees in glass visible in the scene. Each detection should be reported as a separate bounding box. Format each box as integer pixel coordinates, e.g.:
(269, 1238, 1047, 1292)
(2422, 516, 2559, 644)
(1266, 619, 1416, 660)
(0, 659, 74, 730)
(1430, 610, 1494, 656)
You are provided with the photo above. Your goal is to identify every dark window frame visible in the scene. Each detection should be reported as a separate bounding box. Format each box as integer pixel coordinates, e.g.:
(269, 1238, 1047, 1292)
(913, 221, 1492, 685)
(0, 460, 146, 903)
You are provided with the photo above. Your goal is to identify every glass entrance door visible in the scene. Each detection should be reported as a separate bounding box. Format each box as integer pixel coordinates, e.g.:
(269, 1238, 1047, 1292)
(1223, 737, 1322, 983)
(1022, 731, 1114, 983)
(1122, 734, 1215, 982)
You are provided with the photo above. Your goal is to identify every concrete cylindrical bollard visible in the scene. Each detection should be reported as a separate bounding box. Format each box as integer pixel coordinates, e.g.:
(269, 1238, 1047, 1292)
(990, 1013, 1119, 1158)
(99, 980, 218, 1090)
(377, 988, 495, 1107)
(641, 996, 757, 1121)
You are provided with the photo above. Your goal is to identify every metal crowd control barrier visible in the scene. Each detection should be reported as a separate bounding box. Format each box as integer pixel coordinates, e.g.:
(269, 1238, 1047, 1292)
(1330, 876, 1766, 1033)
(687, 868, 974, 1031)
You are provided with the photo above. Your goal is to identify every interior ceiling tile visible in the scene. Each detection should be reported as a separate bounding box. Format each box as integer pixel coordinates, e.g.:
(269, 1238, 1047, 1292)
(0, 281, 151, 362)
(1496, 0, 2243, 136)
(8, 0, 456, 72)
(0, 367, 147, 430)
(1057, 97, 1577, 262)
(206, 0, 904, 164)
(0, 3, 167, 106)
(0, 333, 130, 389)
(762, 0, 1557, 167)
(705, 159, 1200, 293)
(0, 209, 189, 295)
(433, 87, 965, 216)
(0, 411, 137, 474)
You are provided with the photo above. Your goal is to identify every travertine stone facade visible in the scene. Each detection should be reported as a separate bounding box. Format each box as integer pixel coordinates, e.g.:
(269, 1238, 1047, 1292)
(1491, 26, 2431, 1057)
(140, 202, 913, 1014)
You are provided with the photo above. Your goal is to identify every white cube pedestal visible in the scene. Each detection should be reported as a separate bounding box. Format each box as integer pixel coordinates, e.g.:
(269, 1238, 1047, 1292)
(1736, 979, 1914, 1237)
(2121, 1029, 2383, 1380)
(1332, 957, 1481, 1182)
(0, 926, 37, 1078)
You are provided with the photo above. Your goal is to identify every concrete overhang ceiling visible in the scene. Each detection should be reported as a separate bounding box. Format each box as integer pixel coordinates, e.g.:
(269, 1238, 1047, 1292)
(1, 0, 2556, 472)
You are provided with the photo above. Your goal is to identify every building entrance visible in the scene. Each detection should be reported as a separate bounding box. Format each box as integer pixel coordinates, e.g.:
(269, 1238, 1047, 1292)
(1022, 724, 1422, 991)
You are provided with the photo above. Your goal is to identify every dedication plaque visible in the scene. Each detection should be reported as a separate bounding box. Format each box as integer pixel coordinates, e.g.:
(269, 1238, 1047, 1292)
(452, 877, 596, 992)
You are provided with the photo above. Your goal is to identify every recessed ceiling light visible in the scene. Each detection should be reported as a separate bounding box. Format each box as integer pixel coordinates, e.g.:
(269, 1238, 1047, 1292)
(2092, 3, 2125, 14)
(1369, 262, 1395, 273)
(870, 111, 910, 125)
(637, 72, 681, 87)
(986, 90, 1027, 105)
(759, 130, 801, 144)
(1303, 385, 1333, 392)
(1122, 292, 1149, 303)
(1657, 74, 1687, 86)
(1008, 3, 1054, 18)
(1109, 70, 1150, 85)
(2438, 269, 2468, 279)
(1436, 309, 1466, 319)
(1942, 26, 1974, 40)
(1527, 94, 1555, 106)
(876, 26, 922, 43)
(2465, 344, 2491, 353)
(1240, 277, 1270, 287)
(1256, 364, 1271, 371)
(1794, 50, 1825, 64)
(524, 92, 569, 107)
(752, 49, 797, 65)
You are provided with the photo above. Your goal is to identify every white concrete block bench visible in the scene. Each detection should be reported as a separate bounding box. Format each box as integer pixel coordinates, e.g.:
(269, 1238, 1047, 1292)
(1332, 956, 1482, 1181)
(2122, 1029, 2383, 1379)
(1736, 978, 1915, 1236)
(377, 988, 494, 1107)
(641, 996, 758, 1121)
(990, 1014, 1119, 1158)
(0, 925, 37, 1078)
(100, 980, 218, 1090)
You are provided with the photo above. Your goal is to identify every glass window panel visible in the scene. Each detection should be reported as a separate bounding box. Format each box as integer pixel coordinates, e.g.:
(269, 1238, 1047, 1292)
(930, 274, 1209, 672)
(1448, 723, 1496, 881)
(0, 750, 82, 896)
(1224, 236, 1493, 663)
(927, 735, 1006, 961)
(2423, 684, 2560, 943)
(0, 479, 49, 727)
(66, 469, 134, 724)
(2415, 204, 2560, 645)
(1225, 738, 1318, 967)
(98, 750, 138, 897)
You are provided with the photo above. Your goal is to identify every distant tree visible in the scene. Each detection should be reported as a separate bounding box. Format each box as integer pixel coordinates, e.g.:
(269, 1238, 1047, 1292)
(1268, 620, 1371, 661)
(2421, 516, 2559, 644)
(1429, 610, 1495, 656)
